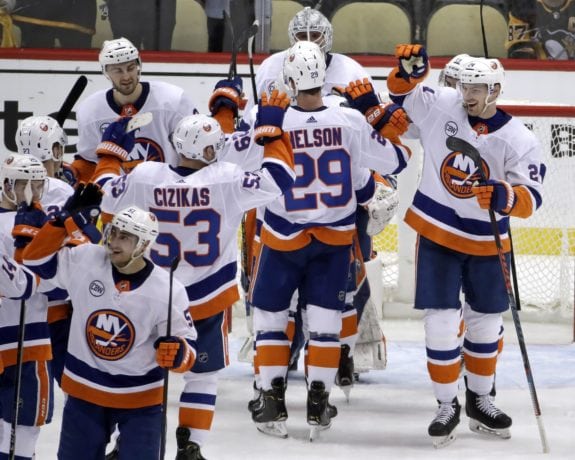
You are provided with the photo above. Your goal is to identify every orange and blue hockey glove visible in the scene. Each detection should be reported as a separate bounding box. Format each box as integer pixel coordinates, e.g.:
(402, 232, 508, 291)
(154, 336, 195, 373)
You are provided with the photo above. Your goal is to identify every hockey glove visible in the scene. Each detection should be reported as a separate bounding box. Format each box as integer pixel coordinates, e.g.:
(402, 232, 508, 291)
(471, 179, 517, 215)
(13, 201, 47, 249)
(372, 103, 410, 140)
(96, 118, 136, 161)
(154, 336, 195, 373)
(395, 44, 429, 82)
(366, 181, 399, 236)
(208, 76, 246, 118)
(343, 78, 380, 115)
(254, 89, 291, 146)
(56, 183, 103, 244)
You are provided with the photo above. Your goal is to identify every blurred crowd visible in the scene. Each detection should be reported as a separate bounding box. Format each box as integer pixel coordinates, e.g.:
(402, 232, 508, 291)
(0, 0, 574, 59)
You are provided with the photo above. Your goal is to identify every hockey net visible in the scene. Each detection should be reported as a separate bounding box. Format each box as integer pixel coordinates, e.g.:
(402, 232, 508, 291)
(372, 104, 575, 324)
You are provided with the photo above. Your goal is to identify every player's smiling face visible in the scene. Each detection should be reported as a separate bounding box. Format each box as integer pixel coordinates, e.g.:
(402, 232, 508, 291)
(460, 83, 496, 118)
(106, 60, 140, 96)
(106, 226, 139, 268)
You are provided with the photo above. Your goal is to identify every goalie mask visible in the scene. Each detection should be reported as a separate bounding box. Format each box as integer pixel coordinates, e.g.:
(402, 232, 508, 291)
(99, 37, 141, 76)
(171, 114, 225, 164)
(17, 115, 67, 162)
(288, 6, 333, 54)
(0, 154, 47, 206)
(106, 206, 159, 265)
(282, 41, 326, 98)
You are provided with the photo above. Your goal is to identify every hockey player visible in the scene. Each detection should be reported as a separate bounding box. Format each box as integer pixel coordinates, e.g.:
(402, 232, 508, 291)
(16, 115, 75, 385)
(22, 202, 198, 460)
(437, 54, 474, 89)
(71, 37, 199, 183)
(387, 45, 544, 447)
(248, 41, 410, 440)
(241, 5, 390, 393)
(98, 94, 294, 458)
(0, 154, 52, 460)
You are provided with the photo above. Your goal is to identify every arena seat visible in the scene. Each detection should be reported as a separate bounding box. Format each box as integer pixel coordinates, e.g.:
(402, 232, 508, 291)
(270, 0, 306, 52)
(172, 0, 208, 52)
(331, 2, 412, 54)
(425, 2, 508, 57)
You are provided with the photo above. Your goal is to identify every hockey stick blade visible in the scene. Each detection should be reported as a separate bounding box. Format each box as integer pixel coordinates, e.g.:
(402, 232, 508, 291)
(445, 136, 486, 180)
(126, 112, 153, 133)
(55, 75, 88, 126)
(247, 20, 260, 60)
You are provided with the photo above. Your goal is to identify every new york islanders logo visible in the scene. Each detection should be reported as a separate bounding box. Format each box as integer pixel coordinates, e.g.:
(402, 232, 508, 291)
(440, 150, 490, 198)
(86, 309, 135, 361)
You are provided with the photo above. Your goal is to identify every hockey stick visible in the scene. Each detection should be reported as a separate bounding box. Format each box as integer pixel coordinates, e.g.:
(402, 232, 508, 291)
(479, 0, 489, 59)
(9, 299, 26, 460)
(247, 19, 259, 103)
(445, 135, 549, 454)
(54, 75, 88, 127)
(160, 255, 180, 460)
(224, 11, 260, 80)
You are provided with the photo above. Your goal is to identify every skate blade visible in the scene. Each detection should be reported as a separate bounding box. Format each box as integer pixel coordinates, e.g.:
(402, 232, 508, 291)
(309, 422, 331, 442)
(339, 384, 352, 403)
(469, 419, 511, 439)
(431, 432, 457, 449)
(256, 421, 288, 438)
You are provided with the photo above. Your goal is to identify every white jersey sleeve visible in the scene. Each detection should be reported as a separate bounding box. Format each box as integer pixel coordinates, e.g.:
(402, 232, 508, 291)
(0, 254, 37, 299)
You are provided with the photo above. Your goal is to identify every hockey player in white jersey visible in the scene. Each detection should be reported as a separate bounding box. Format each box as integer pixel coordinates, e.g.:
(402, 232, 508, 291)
(0, 154, 54, 460)
(22, 202, 198, 460)
(98, 94, 294, 458)
(247, 41, 410, 440)
(16, 115, 75, 385)
(387, 45, 544, 447)
(241, 5, 392, 392)
(72, 37, 199, 183)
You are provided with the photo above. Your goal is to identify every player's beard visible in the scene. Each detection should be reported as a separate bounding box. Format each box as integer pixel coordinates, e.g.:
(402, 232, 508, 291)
(113, 79, 138, 96)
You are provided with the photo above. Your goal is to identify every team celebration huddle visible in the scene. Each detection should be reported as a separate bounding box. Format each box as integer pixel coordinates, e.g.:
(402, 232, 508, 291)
(0, 5, 545, 460)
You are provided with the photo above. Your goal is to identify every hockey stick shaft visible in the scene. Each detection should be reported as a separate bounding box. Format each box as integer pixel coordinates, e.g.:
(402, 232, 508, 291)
(160, 256, 180, 460)
(248, 19, 259, 103)
(55, 75, 88, 126)
(9, 299, 26, 460)
(446, 136, 549, 453)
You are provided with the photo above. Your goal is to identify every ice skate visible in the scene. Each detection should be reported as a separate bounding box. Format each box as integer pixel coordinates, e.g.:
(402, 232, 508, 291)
(307, 381, 337, 441)
(465, 389, 511, 439)
(428, 398, 460, 448)
(335, 344, 354, 402)
(247, 380, 262, 413)
(251, 377, 288, 438)
(175, 427, 207, 460)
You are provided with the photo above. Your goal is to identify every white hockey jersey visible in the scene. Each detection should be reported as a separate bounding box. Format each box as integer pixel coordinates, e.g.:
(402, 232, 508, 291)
(0, 209, 51, 367)
(76, 81, 198, 169)
(23, 242, 195, 409)
(100, 147, 294, 320)
(398, 85, 544, 256)
(0, 254, 37, 300)
(41, 176, 74, 219)
(242, 51, 372, 121)
(227, 104, 410, 251)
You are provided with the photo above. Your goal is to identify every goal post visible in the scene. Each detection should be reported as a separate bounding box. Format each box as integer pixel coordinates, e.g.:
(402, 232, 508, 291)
(371, 104, 575, 337)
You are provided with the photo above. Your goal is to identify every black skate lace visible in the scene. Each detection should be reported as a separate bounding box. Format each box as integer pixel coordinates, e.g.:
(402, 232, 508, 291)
(434, 402, 456, 424)
(477, 394, 503, 417)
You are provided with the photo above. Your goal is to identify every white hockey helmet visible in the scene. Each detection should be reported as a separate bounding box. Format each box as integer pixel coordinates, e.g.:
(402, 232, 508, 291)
(108, 206, 159, 260)
(99, 37, 141, 74)
(0, 153, 47, 205)
(282, 41, 326, 98)
(288, 6, 333, 53)
(17, 115, 67, 162)
(171, 114, 225, 164)
(443, 54, 473, 81)
(459, 57, 505, 95)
